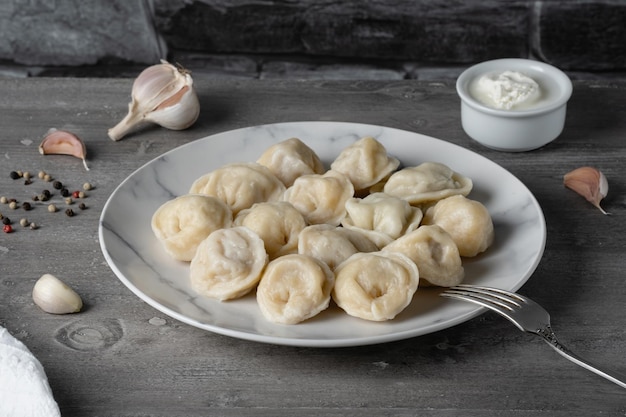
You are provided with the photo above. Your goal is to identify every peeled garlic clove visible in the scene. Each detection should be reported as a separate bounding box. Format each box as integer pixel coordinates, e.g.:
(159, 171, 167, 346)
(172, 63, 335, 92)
(32, 273, 83, 314)
(108, 60, 200, 141)
(39, 128, 89, 171)
(563, 166, 609, 215)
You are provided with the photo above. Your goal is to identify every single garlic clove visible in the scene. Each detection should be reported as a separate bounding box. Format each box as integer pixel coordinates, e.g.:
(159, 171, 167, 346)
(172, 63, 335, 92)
(32, 273, 83, 314)
(108, 60, 200, 141)
(563, 166, 609, 215)
(39, 128, 89, 171)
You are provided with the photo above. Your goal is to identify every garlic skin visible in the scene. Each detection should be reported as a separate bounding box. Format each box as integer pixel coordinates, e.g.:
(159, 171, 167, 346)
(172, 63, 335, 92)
(563, 166, 609, 215)
(32, 273, 83, 314)
(39, 129, 89, 171)
(108, 60, 200, 141)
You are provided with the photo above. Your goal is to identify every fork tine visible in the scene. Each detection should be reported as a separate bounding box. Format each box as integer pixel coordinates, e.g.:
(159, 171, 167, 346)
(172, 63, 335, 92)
(453, 284, 527, 308)
(441, 285, 526, 331)
(442, 289, 513, 311)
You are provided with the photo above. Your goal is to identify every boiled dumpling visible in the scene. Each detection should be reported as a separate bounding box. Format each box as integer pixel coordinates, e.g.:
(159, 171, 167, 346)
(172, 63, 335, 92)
(341, 192, 423, 247)
(256, 254, 335, 324)
(189, 162, 286, 214)
(151, 194, 233, 262)
(422, 195, 494, 257)
(383, 162, 472, 205)
(234, 201, 306, 259)
(383, 225, 464, 287)
(281, 170, 354, 225)
(256, 137, 326, 187)
(297, 224, 379, 270)
(190, 226, 268, 301)
(332, 251, 419, 321)
(330, 136, 400, 191)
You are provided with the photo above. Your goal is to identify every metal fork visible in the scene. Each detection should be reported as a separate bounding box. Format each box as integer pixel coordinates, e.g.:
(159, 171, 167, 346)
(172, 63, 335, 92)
(441, 284, 626, 389)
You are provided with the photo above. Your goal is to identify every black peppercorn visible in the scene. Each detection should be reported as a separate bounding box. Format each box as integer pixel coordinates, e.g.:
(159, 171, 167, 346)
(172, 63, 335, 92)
(2, 217, 10, 225)
(61, 188, 70, 197)
(9, 171, 20, 180)
(65, 208, 75, 217)
(42, 190, 51, 198)
(52, 180, 62, 190)
(22, 202, 31, 211)
(78, 203, 87, 210)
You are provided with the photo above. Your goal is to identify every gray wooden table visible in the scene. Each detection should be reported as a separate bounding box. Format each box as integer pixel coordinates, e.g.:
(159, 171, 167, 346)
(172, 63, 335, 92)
(1, 75, 625, 416)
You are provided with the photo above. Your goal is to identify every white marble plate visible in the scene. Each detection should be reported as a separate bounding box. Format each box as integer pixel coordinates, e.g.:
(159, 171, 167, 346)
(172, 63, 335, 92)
(99, 121, 546, 347)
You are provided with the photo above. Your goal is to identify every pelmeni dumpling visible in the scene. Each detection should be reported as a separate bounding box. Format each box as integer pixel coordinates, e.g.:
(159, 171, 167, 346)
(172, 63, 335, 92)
(341, 192, 423, 247)
(281, 170, 354, 225)
(234, 201, 306, 259)
(189, 162, 286, 214)
(383, 162, 472, 205)
(332, 251, 419, 321)
(297, 224, 379, 270)
(256, 254, 335, 324)
(383, 225, 464, 287)
(330, 136, 400, 191)
(256, 138, 326, 187)
(422, 195, 494, 257)
(190, 226, 268, 301)
(151, 194, 233, 262)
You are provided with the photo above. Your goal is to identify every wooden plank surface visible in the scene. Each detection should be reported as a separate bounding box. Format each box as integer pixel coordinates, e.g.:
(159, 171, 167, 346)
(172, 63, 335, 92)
(0, 76, 625, 416)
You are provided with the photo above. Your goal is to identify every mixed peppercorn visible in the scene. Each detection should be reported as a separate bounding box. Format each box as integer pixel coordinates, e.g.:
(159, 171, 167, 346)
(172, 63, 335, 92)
(1, 170, 94, 233)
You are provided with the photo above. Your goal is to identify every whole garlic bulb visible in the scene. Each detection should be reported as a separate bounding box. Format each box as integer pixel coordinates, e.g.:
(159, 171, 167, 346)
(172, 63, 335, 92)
(108, 60, 200, 141)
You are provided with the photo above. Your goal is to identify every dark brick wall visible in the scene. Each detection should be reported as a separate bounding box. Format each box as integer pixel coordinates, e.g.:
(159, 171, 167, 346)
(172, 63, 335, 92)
(536, 1, 626, 71)
(0, 0, 624, 79)
(156, 1, 531, 63)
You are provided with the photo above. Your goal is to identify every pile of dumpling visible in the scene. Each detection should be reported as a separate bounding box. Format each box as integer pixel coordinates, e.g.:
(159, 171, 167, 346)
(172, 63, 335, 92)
(151, 136, 494, 325)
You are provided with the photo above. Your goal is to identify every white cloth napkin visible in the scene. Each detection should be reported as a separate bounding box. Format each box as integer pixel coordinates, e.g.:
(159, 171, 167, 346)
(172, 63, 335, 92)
(0, 326, 61, 417)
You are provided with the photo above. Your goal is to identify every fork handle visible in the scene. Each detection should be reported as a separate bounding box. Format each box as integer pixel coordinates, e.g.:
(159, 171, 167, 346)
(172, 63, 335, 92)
(542, 339, 626, 389)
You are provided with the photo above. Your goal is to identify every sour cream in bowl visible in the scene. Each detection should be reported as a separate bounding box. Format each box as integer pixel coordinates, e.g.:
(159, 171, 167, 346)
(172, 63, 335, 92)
(456, 58, 572, 152)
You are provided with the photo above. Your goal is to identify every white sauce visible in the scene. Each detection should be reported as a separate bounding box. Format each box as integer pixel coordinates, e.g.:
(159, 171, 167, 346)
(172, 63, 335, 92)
(469, 71, 542, 110)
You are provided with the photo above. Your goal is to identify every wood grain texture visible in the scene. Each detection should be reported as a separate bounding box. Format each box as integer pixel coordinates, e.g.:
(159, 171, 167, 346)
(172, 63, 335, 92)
(0, 76, 625, 416)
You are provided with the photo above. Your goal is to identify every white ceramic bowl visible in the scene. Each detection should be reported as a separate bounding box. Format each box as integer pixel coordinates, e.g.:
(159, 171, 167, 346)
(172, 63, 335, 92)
(456, 58, 572, 151)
